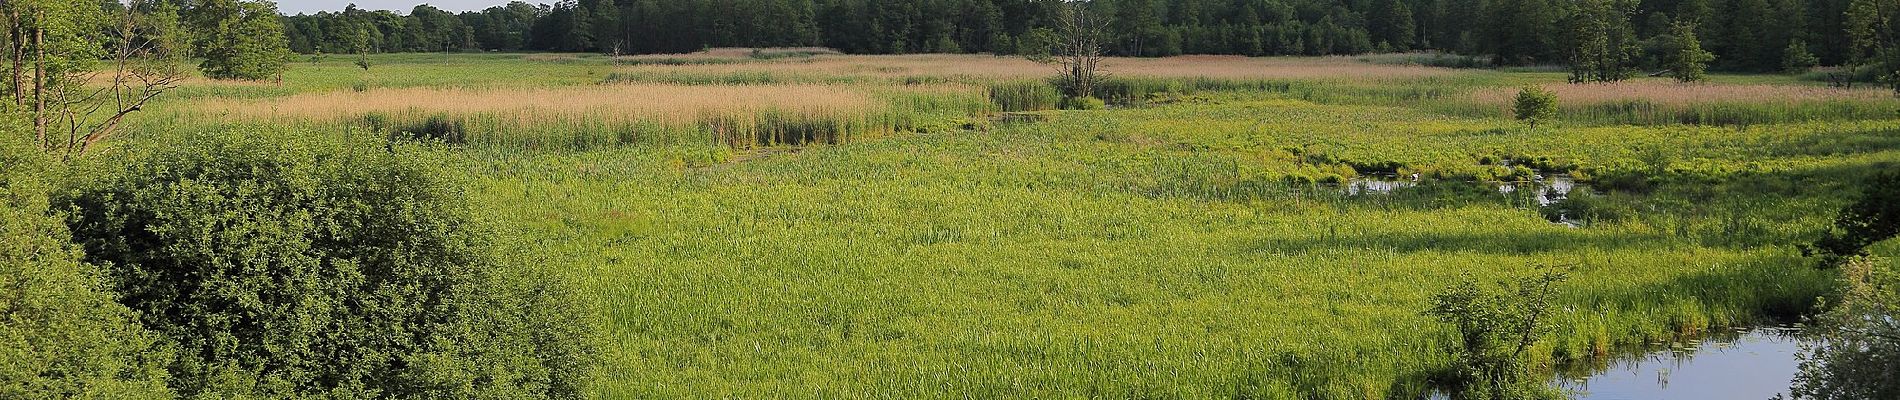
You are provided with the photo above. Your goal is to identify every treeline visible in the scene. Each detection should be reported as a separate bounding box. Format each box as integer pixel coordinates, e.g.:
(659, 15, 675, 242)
(285, 0, 1879, 71)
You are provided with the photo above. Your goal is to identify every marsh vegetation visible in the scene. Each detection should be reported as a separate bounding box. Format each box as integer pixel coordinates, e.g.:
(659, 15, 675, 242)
(5, 0, 1900, 397)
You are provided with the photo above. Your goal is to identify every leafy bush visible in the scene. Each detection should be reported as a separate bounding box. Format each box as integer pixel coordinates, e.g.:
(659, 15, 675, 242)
(1512, 85, 1557, 128)
(1807, 170, 1900, 267)
(62, 130, 594, 398)
(1424, 269, 1568, 400)
(1782, 40, 1820, 74)
(0, 136, 172, 400)
(1060, 96, 1106, 110)
(1790, 256, 1900, 400)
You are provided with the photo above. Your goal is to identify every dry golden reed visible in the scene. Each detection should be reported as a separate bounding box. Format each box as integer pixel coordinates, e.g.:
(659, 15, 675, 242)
(1468, 81, 1893, 106)
(615, 53, 1455, 81)
(190, 84, 886, 124)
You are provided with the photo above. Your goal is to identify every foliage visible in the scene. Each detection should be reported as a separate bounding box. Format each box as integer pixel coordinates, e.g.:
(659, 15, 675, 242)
(0, 133, 172, 400)
(1424, 269, 1568, 400)
(1808, 169, 1900, 266)
(1665, 22, 1716, 83)
(124, 52, 1880, 398)
(1059, 95, 1106, 110)
(1789, 256, 1900, 400)
(194, 0, 290, 80)
(1512, 85, 1557, 128)
(1783, 40, 1821, 74)
(1566, 0, 1639, 83)
(61, 130, 594, 399)
(276, 0, 1862, 70)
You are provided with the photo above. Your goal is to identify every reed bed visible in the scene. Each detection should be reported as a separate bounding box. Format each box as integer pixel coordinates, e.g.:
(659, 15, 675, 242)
(1458, 82, 1900, 126)
(609, 53, 1458, 84)
(1469, 81, 1895, 105)
(186, 83, 989, 150)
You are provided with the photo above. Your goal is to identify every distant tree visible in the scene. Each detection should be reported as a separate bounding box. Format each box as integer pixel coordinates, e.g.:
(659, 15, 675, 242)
(1484, 0, 1561, 65)
(1664, 21, 1715, 82)
(1845, 0, 1900, 94)
(1567, 0, 1640, 83)
(1512, 85, 1558, 128)
(196, 0, 290, 80)
(1783, 40, 1820, 73)
(1030, 2, 1109, 104)
(1112, 0, 1163, 56)
(1369, 0, 1417, 51)
(1717, 0, 1775, 71)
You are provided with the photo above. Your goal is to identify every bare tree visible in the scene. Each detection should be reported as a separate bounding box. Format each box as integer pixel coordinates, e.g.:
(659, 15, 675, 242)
(1030, 1, 1110, 100)
(3, 0, 184, 158)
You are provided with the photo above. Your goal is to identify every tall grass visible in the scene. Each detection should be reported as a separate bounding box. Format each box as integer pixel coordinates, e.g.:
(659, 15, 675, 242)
(124, 52, 1900, 398)
(988, 80, 1061, 112)
(186, 83, 989, 150)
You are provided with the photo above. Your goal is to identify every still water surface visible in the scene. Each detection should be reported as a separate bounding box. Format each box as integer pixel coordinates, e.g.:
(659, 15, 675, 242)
(1558, 326, 1808, 400)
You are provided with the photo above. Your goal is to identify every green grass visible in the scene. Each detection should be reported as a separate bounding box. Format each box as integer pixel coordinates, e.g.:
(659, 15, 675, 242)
(121, 52, 1900, 398)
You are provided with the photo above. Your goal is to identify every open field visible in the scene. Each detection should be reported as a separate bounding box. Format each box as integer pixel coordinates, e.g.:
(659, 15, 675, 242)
(123, 51, 1899, 398)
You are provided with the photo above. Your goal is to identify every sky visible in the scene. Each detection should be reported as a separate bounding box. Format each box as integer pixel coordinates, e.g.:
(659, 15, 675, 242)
(278, 1, 507, 15)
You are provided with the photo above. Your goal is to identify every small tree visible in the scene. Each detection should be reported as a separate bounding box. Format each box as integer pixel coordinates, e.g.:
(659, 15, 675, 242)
(1782, 40, 1820, 74)
(1425, 268, 1569, 400)
(1027, 2, 1109, 107)
(1664, 21, 1714, 82)
(1513, 85, 1558, 128)
(2, 0, 187, 157)
(195, 0, 290, 81)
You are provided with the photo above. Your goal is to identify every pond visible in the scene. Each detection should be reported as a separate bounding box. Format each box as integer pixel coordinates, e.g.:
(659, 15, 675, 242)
(1555, 325, 1811, 400)
(1345, 175, 1587, 225)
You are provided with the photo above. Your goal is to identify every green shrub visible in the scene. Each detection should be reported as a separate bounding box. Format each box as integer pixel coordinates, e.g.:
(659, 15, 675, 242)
(1807, 169, 1900, 267)
(62, 130, 594, 398)
(1512, 85, 1558, 129)
(1790, 256, 1900, 400)
(1424, 269, 1568, 400)
(1060, 96, 1106, 110)
(0, 136, 172, 400)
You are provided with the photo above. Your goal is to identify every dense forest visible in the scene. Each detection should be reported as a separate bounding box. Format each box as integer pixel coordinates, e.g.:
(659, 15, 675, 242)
(282, 0, 1878, 71)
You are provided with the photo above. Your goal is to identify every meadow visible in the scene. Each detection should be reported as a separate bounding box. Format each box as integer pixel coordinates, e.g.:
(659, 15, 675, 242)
(127, 50, 1899, 398)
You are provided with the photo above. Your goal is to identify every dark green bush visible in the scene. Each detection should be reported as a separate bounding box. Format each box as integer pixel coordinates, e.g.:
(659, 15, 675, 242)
(62, 130, 594, 398)
(0, 136, 172, 400)
(1424, 269, 1568, 400)
(1790, 256, 1900, 400)
(1808, 169, 1900, 267)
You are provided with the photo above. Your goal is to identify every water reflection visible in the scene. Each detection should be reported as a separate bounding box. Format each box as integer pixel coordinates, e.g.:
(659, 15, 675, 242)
(1343, 175, 1588, 227)
(1557, 325, 1809, 400)
(1497, 176, 1577, 207)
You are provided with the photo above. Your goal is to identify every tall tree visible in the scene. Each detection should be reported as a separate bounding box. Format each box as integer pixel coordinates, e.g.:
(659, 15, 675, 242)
(196, 0, 290, 80)
(1369, 0, 1417, 51)
(1665, 21, 1715, 82)
(1568, 0, 1640, 82)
